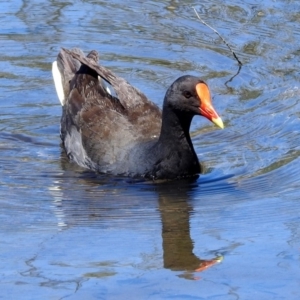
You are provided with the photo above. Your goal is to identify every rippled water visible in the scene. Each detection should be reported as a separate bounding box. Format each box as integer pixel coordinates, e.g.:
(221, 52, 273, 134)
(1, 0, 300, 299)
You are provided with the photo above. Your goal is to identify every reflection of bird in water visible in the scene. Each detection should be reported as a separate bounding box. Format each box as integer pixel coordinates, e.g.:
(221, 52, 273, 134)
(157, 178, 223, 279)
(195, 256, 223, 272)
(48, 164, 228, 280)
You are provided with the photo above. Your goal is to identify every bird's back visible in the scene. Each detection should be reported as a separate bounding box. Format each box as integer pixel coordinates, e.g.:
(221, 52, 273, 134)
(53, 48, 162, 173)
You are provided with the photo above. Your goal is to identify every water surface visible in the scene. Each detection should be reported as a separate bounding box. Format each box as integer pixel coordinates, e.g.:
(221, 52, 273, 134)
(1, 0, 300, 299)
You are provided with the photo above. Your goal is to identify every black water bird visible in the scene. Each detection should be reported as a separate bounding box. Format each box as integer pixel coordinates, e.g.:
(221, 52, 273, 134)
(52, 48, 223, 180)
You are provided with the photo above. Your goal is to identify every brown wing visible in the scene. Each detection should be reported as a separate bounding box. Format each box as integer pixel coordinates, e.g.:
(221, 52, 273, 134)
(61, 48, 162, 138)
(61, 71, 139, 171)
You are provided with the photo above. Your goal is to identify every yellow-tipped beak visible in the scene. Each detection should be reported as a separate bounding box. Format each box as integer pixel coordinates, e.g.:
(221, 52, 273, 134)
(195, 82, 224, 130)
(212, 116, 224, 129)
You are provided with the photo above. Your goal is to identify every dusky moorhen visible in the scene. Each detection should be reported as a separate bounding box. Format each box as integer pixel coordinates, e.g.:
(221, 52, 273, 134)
(52, 48, 223, 180)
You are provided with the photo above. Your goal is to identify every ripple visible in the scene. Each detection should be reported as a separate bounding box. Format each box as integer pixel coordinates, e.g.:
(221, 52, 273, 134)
(1, 0, 300, 298)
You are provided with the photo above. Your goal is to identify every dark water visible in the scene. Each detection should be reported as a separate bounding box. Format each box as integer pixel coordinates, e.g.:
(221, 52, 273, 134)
(1, 0, 300, 299)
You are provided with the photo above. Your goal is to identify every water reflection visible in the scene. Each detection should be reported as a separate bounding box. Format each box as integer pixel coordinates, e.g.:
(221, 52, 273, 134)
(157, 180, 222, 279)
(49, 154, 229, 279)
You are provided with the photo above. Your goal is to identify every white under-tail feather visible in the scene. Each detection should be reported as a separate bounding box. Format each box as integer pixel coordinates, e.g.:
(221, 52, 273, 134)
(52, 61, 65, 106)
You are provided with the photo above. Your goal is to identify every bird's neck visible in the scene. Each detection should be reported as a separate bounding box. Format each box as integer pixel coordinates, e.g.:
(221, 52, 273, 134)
(158, 106, 193, 147)
(143, 106, 201, 179)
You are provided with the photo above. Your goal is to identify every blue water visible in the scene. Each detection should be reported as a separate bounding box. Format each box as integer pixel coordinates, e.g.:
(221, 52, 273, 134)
(1, 0, 300, 299)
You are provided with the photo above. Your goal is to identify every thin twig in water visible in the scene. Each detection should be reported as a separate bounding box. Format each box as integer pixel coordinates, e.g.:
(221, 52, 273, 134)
(193, 7, 242, 66)
(224, 64, 242, 87)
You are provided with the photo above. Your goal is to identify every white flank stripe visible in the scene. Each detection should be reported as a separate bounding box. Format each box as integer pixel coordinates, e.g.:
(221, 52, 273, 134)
(98, 76, 112, 96)
(105, 86, 112, 95)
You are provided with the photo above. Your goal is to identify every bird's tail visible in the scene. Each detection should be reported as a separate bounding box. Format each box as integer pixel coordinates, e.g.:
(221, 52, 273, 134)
(52, 48, 84, 106)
